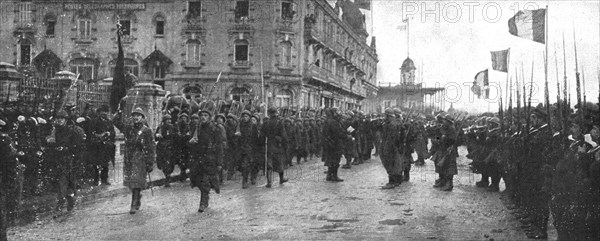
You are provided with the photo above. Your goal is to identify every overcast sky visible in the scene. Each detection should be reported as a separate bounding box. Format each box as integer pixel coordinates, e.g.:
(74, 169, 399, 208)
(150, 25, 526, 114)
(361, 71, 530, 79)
(371, 0, 600, 113)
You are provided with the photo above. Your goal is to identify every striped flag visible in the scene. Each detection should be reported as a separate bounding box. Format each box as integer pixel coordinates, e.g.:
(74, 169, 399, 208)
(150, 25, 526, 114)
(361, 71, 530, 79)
(490, 49, 509, 73)
(508, 9, 546, 44)
(472, 69, 489, 99)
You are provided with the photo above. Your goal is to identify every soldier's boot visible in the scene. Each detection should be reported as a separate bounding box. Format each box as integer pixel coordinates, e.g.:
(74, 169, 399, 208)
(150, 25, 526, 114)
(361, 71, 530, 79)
(198, 191, 209, 213)
(242, 171, 249, 189)
(326, 166, 333, 181)
(351, 157, 360, 165)
(250, 170, 258, 185)
(179, 170, 188, 182)
(395, 175, 404, 186)
(487, 182, 500, 192)
(101, 177, 111, 186)
(266, 170, 273, 188)
(129, 190, 138, 214)
(342, 163, 352, 169)
(279, 172, 288, 184)
(54, 197, 65, 215)
(164, 175, 171, 188)
(403, 169, 410, 182)
(476, 174, 490, 188)
(134, 188, 142, 211)
(382, 176, 396, 189)
(433, 174, 444, 188)
(66, 195, 75, 212)
(330, 167, 344, 182)
(441, 176, 454, 191)
(219, 169, 225, 184)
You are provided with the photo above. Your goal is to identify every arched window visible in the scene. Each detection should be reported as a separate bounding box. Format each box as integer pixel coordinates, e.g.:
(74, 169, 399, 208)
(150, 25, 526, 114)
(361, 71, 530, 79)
(154, 15, 165, 36)
(110, 58, 139, 78)
(281, 41, 292, 68)
(234, 39, 249, 64)
(230, 87, 251, 104)
(70, 58, 96, 81)
(186, 40, 201, 65)
(275, 89, 292, 107)
(183, 86, 202, 100)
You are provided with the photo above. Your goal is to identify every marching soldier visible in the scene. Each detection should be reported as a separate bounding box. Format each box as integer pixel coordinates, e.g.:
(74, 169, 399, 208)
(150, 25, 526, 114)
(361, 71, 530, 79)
(214, 114, 228, 184)
(155, 114, 178, 187)
(322, 107, 346, 182)
(113, 108, 156, 215)
(261, 107, 289, 187)
(294, 118, 309, 164)
(175, 113, 190, 182)
(188, 110, 224, 212)
(44, 110, 86, 215)
(282, 118, 296, 168)
(89, 105, 115, 186)
(224, 114, 239, 181)
(15, 116, 43, 195)
(236, 110, 258, 189)
(251, 114, 265, 185)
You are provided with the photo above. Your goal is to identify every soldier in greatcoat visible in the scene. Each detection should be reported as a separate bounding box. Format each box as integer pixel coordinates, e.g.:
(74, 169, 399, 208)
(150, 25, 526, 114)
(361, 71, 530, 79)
(431, 113, 458, 191)
(44, 110, 86, 214)
(380, 109, 403, 189)
(89, 105, 116, 186)
(322, 107, 346, 182)
(224, 114, 239, 181)
(155, 114, 178, 187)
(294, 118, 309, 164)
(282, 118, 296, 168)
(113, 108, 156, 214)
(175, 113, 190, 182)
(261, 107, 289, 187)
(188, 110, 224, 212)
(235, 110, 258, 189)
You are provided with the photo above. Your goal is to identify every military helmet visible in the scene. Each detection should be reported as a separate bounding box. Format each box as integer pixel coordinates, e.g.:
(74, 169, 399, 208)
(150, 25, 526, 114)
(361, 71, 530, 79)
(190, 113, 200, 119)
(241, 110, 252, 117)
(384, 108, 394, 116)
(55, 110, 69, 119)
(162, 114, 172, 121)
(199, 109, 212, 118)
(131, 107, 145, 118)
(215, 114, 226, 123)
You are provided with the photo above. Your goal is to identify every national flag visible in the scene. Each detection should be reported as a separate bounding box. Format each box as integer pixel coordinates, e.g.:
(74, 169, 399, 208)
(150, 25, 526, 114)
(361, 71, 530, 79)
(110, 21, 126, 113)
(356, 0, 371, 10)
(508, 9, 546, 44)
(491, 49, 509, 73)
(472, 69, 489, 99)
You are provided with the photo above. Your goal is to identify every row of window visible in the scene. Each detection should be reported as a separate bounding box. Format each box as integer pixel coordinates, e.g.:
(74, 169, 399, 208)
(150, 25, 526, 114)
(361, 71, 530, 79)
(20, 0, 296, 37)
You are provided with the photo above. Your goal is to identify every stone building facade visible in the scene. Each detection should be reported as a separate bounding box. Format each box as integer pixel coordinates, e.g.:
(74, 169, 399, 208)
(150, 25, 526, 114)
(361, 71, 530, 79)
(0, 0, 377, 111)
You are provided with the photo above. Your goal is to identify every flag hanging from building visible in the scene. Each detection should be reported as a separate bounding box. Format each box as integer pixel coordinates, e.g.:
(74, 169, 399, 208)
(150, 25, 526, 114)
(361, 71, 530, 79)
(508, 9, 546, 44)
(110, 21, 127, 112)
(472, 69, 489, 99)
(356, 0, 371, 10)
(490, 49, 509, 73)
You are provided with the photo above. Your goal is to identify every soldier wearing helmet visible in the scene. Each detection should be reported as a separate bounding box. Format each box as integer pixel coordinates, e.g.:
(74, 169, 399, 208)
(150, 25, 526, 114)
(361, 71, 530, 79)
(113, 107, 156, 214)
(155, 114, 178, 187)
(379, 108, 405, 189)
(44, 109, 87, 216)
(260, 107, 289, 187)
(235, 110, 258, 189)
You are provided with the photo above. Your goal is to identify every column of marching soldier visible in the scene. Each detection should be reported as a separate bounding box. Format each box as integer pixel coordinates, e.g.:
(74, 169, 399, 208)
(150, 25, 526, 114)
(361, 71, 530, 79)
(3, 102, 599, 240)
